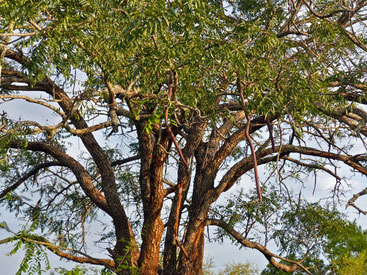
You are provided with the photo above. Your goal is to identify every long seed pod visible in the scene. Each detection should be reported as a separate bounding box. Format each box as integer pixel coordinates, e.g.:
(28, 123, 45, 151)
(236, 71, 262, 202)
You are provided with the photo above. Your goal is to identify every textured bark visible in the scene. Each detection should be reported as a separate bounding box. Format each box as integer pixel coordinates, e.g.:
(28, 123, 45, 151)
(163, 122, 206, 275)
(139, 215, 165, 275)
(177, 224, 205, 275)
(137, 122, 170, 274)
(174, 114, 272, 274)
(176, 140, 215, 275)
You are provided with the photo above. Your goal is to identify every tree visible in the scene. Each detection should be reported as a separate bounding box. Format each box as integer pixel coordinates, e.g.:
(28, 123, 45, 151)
(203, 258, 258, 275)
(219, 261, 258, 275)
(1, 0, 367, 274)
(260, 200, 367, 274)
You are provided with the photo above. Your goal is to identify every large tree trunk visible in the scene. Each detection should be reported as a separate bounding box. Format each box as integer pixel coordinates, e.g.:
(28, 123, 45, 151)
(176, 178, 211, 275)
(163, 122, 206, 275)
(138, 214, 165, 275)
(137, 122, 169, 274)
(175, 128, 226, 274)
(177, 222, 206, 275)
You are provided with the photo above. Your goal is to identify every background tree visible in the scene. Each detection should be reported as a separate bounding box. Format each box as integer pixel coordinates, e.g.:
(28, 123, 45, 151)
(260, 198, 367, 274)
(1, 0, 367, 274)
(203, 258, 258, 275)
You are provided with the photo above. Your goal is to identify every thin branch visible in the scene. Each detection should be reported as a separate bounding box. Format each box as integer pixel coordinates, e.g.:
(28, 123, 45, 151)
(266, 117, 276, 152)
(0, 234, 115, 269)
(346, 187, 367, 215)
(0, 161, 64, 199)
(282, 156, 342, 181)
(111, 154, 141, 166)
(0, 94, 66, 117)
(28, 20, 42, 31)
(216, 144, 367, 196)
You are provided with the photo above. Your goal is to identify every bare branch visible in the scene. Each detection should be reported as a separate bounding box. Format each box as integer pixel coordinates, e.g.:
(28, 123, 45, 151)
(282, 156, 342, 181)
(346, 187, 367, 215)
(0, 32, 36, 37)
(0, 161, 64, 199)
(0, 94, 65, 117)
(111, 154, 141, 166)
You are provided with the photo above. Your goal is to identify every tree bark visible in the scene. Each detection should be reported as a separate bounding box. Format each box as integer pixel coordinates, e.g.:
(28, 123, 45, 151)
(163, 122, 206, 274)
(137, 122, 169, 274)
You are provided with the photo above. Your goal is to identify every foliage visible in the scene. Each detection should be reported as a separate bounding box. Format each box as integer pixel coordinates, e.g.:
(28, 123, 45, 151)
(333, 251, 367, 275)
(54, 265, 114, 275)
(261, 203, 367, 274)
(8, 238, 50, 275)
(1, 0, 367, 274)
(203, 258, 258, 275)
(218, 261, 258, 275)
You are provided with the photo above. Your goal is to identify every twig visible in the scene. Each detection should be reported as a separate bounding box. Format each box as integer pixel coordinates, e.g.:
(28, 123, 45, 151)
(266, 117, 275, 152)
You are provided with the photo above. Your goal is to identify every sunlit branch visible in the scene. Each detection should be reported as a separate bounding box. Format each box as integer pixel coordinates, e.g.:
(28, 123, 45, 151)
(0, 32, 36, 37)
(3, 117, 115, 137)
(205, 218, 311, 274)
(104, 79, 119, 135)
(0, 235, 115, 269)
(317, 104, 367, 137)
(0, 94, 65, 117)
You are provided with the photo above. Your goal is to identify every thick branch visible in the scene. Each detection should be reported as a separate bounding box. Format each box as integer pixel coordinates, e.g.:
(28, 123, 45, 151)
(213, 114, 268, 169)
(8, 140, 109, 213)
(216, 144, 367, 196)
(205, 219, 311, 274)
